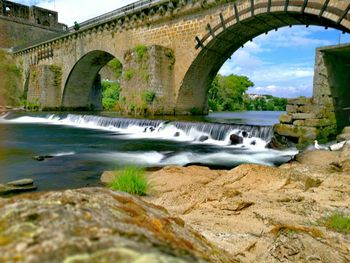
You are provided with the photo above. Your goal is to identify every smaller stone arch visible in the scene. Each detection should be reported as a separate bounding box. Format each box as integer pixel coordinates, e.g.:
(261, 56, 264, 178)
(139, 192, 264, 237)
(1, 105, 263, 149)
(62, 50, 118, 111)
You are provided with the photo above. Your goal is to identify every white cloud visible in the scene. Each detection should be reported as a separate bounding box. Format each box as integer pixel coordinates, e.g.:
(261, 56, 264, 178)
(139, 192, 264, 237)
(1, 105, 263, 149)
(248, 83, 313, 98)
(254, 26, 332, 48)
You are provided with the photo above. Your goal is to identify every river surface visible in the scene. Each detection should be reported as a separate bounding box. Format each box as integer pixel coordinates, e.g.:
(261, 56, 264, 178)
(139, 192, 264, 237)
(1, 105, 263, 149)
(0, 111, 297, 191)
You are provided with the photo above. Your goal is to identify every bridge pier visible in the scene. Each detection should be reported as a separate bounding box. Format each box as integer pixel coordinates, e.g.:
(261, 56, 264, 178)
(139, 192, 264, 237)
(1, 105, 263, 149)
(27, 64, 62, 110)
(119, 45, 176, 115)
(274, 44, 350, 146)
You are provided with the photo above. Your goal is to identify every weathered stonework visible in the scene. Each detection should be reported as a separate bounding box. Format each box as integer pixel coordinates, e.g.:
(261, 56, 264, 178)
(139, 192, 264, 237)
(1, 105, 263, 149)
(275, 43, 350, 146)
(27, 64, 62, 109)
(120, 45, 175, 115)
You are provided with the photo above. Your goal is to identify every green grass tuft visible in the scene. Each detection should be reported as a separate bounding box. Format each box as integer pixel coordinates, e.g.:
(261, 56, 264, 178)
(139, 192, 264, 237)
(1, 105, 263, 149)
(108, 167, 149, 196)
(322, 213, 350, 234)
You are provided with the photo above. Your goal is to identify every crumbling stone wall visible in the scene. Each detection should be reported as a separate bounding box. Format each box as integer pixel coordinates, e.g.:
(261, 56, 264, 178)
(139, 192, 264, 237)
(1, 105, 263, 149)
(275, 44, 350, 146)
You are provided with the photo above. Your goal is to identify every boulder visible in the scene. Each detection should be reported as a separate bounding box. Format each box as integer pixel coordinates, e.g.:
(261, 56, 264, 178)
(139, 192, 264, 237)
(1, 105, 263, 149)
(6, 178, 33, 187)
(0, 188, 234, 263)
(32, 155, 54, 161)
(230, 134, 243, 145)
(198, 135, 209, 142)
(0, 184, 37, 196)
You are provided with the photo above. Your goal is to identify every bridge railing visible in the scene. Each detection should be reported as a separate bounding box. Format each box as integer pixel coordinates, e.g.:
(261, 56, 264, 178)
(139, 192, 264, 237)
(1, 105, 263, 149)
(68, 0, 170, 31)
(12, 0, 170, 53)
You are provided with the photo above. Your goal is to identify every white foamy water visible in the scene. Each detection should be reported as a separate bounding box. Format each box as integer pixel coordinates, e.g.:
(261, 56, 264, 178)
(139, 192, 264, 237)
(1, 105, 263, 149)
(0, 113, 276, 150)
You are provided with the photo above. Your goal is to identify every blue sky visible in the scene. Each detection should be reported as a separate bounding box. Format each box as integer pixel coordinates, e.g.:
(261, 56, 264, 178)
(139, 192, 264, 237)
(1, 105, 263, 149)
(12, 0, 350, 98)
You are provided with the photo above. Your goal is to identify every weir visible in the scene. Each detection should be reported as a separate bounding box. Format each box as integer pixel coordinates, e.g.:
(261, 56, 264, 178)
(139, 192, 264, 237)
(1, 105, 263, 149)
(56, 114, 274, 142)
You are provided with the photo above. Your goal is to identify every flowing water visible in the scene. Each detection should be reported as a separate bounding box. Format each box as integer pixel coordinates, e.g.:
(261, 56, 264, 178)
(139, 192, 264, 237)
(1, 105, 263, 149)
(0, 111, 297, 191)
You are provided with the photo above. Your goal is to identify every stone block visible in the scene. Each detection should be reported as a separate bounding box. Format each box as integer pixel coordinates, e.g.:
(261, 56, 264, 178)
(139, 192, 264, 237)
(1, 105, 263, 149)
(288, 98, 312, 106)
(279, 114, 293, 124)
(295, 118, 336, 127)
(274, 124, 317, 140)
(337, 133, 350, 141)
(342, 127, 350, 134)
(286, 105, 298, 113)
(292, 113, 316, 120)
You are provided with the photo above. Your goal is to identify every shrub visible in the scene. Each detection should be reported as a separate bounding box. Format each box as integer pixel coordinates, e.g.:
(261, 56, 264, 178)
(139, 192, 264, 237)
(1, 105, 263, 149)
(134, 44, 148, 62)
(102, 81, 120, 111)
(107, 59, 123, 79)
(108, 167, 149, 196)
(320, 213, 350, 234)
(142, 91, 156, 105)
(124, 70, 135, 81)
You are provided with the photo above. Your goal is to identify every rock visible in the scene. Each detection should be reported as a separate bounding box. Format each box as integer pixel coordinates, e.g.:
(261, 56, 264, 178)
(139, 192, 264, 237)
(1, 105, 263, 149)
(337, 133, 350, 142)
(241, 131, 249, 138)
(230, 134, 243, 145)
(6, 178, 33, 187)
(304, 177, 323, 191)
(174, 131, 180, 137)
(0, 184, 37, 196)
(100, 171, 115, 184)
(274, 124, 317, 140)
(0, 188, 234, 263)
(288, 98, 312, 105)
(342, 127, 350, 134)
(198, 135, 209, 142)
(32, 155, 54, 161)
(217, 200, 254, 212)
(280, 114, 293, 124)
(266, 133, 295, 150)
(292, 113, 316, 120)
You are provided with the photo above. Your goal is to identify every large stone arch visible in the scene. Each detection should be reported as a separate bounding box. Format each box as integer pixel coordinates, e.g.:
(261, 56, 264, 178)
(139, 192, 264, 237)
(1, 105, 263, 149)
(176, 1, 350, 114)
(62, 50, 118, 110)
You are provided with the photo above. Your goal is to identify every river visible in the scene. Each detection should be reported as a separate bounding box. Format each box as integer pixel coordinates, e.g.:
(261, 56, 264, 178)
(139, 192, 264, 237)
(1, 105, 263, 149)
(0, 111, 297, 191)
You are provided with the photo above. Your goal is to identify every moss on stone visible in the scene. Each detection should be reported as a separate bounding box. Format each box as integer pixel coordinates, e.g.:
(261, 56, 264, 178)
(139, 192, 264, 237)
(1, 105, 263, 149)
(0, 49, 22, 106)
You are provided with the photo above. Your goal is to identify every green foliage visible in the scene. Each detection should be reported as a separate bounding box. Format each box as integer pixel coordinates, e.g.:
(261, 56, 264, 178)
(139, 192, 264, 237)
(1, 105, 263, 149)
(142, 91, 156, 105)
(320, 213, 350, 234)
(107, 59, 123, 79)
(208, 74, 287, 112)
(317, 125, 337, 144)
(245, 96, 288, 111)
(134, 45, 148, 62)
(190, 107, 202, 115)
(108, 167, 149, 196)
(124, 70, 135, 81)
(25, 99, 41, 111)
(208, 74, 254, 112)
(102, 81, 120, 111)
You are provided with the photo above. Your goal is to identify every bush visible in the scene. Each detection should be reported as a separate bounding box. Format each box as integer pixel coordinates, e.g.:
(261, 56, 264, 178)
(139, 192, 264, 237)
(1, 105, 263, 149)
(102, 81, 120, 111)
(321, 213, 350, 234)
(108, 167, 149, 196)
(134, 44, 148, 62)
(142, 91, 156, 105)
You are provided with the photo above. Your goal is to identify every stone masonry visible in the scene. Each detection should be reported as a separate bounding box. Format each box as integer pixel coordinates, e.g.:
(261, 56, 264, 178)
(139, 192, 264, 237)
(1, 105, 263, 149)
(10, 0, 350, 117)
(275, 43, 350, 145)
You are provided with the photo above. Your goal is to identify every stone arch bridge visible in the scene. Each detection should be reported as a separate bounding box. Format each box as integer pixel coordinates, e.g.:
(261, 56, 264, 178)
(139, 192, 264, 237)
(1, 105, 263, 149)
(13, 0, 350, 142)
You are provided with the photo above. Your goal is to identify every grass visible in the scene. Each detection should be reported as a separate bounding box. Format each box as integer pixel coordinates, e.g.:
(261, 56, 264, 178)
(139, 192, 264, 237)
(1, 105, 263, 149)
(320, 213, 350, 234)
(108, 167, 149, 196)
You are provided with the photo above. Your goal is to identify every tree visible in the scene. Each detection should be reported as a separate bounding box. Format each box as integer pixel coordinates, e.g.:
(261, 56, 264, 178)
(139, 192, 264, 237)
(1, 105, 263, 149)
(208, 74, 254, 112)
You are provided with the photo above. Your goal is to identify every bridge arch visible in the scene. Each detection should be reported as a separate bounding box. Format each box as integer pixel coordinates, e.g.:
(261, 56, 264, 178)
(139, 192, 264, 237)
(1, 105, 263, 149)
(62, 50, 119, 110)
(176, 1, 350, 114)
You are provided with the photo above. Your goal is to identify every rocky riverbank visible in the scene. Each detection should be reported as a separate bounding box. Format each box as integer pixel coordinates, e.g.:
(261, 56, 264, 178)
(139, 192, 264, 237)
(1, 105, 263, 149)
(1, 146, 349, 262)
(0, 188, 234, 262)
(142, 146, 350, 262)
